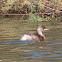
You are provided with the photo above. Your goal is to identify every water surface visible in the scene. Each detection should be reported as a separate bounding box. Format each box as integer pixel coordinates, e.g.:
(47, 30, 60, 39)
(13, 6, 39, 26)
(0, 18, 62, 62)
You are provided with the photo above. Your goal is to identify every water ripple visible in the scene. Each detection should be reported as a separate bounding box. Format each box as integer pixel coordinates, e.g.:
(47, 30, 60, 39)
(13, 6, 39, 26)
(44, 55, 59, 58)
(25, 51, 51, 55)
(48, 43, 62, 45)
(21, 51, 60, 59)
(54, 50, 62, 53)
(0, 40, 36, 44)
(56, 58, 62, 60)
(0, 56, 2, 57)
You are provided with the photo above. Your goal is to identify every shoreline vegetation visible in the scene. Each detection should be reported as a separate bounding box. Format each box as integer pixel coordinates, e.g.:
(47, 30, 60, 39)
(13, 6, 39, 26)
(0, 0, 62, 22)
(0, 0, 62, 15)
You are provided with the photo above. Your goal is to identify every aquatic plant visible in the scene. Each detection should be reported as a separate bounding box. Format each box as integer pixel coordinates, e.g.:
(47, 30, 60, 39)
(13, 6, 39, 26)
(29, 13, 48, 22)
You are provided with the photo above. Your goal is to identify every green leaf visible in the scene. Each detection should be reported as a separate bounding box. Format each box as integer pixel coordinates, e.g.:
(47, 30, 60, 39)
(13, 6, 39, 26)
(7, 0, 16, 4)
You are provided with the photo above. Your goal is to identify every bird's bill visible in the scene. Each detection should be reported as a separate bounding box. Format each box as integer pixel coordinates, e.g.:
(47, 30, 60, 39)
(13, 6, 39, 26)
(44, 29, 49, 31)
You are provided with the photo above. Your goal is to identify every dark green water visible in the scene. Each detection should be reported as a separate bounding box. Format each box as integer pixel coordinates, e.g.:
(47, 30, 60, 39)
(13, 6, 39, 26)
(0, 18, 62, 62)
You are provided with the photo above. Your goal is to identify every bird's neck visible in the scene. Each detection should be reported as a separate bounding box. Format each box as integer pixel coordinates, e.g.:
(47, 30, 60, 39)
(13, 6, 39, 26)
(37, 30, 45, 39)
